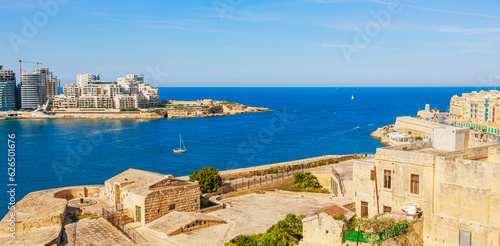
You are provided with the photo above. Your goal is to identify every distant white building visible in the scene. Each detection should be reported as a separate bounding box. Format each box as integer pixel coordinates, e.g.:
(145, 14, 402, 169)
(61, 73, 160, 109)
(76, 73, 100, 87)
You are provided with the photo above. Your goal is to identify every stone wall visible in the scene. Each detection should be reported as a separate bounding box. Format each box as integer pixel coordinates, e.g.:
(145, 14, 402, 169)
(442, 144, 490, 161)
(53, 186, 101, 200)
(352, 145, 438, 220)
(394, 116, 445, 137)
(144, 185, 200, 224)
(302, 212, 345, 246)
(169, 220, 225, 236)
(353, 159, 377, 217)
(212, 176, 294, 200)
(425, 157, 500, 246)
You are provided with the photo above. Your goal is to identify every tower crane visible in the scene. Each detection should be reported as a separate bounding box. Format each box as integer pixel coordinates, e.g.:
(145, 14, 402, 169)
(16, 58, 43, 83)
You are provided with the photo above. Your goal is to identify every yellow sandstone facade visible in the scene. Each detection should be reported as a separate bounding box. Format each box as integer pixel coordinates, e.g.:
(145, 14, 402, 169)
(451, 90, 500, 134)
(353, 127, 500, 245)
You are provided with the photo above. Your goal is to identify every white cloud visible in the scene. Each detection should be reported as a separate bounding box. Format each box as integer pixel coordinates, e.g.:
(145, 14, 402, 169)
(435, 27, 500, 35)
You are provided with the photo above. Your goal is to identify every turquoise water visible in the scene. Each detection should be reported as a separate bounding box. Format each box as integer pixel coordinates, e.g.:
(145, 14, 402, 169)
(0, 87, 483, 215)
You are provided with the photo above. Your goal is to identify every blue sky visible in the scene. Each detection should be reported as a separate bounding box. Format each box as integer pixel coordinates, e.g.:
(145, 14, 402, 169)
(1, 0, 500, 87)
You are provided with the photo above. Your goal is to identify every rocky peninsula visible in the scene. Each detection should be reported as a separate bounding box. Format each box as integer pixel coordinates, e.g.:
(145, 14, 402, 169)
(0, 99, 269, 120)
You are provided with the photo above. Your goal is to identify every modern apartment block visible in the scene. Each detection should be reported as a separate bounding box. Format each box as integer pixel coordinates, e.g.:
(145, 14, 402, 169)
(36, 68, 60, 100)
(353, 127, 500, 245)
(20, 72, 43, 109)
(62, 83, 79, 98)
(450, 90, 500, 134)
(53, 95, 77, 108)
(76, 73, 100, 87)
(78, 95, 113, 109)
(16, 67, 61, 110)
(0, 66, 17, 110)
(56, 73, 160, 110)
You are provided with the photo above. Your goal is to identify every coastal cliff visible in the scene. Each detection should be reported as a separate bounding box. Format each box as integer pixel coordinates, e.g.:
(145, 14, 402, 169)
(370, 124, 393, 146)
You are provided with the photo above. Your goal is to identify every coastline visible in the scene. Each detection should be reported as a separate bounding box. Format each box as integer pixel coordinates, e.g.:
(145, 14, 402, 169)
(0, 103, 270, 120)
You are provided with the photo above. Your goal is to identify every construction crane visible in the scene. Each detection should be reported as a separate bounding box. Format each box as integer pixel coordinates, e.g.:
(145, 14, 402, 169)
(16, 58, 43, 83)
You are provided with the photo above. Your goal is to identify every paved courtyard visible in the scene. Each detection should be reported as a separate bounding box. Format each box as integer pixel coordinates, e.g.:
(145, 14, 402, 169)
(137, 193, 354, 246)
(60, 218, 134, 246)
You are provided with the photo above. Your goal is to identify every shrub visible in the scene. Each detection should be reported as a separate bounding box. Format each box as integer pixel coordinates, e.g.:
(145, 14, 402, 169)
(279, 185, 329, 193)
(293, 172, 320, 189)
(120, 108, 140, 111)
(225, 234, 262, 246)
(333, 214, 356, 231)
(189, 166, 223, 193)
(225, 214, 305, 246)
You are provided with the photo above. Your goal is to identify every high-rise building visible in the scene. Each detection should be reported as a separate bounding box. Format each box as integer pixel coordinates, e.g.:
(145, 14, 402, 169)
(20, 72, 43, 109)
(36, 68, 60, 100)
(77, 73, 100, 87)
(0, 66, 17, 110)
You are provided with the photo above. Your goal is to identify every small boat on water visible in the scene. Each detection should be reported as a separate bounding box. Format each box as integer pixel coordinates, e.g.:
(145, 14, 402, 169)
(368, 123, 373, 126)
(137, 119, 147, 123)
(173, 134, 186, 153)
(351, 95, 354, 100)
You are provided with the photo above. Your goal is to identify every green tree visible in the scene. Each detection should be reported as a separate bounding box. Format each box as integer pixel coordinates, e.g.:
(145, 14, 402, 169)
(189, 166, 223, 193)
(225, 234, 261, 246)
(293, 172, 320, 189)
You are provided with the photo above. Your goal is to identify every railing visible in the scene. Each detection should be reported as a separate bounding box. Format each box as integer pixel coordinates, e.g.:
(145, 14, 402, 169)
(102, 208, 147, 244)
(344, 223, 410, 244)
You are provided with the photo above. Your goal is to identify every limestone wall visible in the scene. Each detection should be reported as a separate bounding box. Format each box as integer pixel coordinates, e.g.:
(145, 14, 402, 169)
(425, 157, 500, 245)
(357, 147, 435, 218)
(394, 116, 445, 137)
(144, 185, 200, 224)
(53, 186, 101, 200)
(0, 185, 103, 238)
(302, 213, 345, 246)
(353, 159, 377, 217)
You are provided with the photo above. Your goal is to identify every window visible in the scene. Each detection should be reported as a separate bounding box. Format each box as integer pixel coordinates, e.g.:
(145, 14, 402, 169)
(410, 174, 420, 194)
(370, 170, 376, 181)
(169, 204, 176, 210)
(383, 206, 392, 213)
(383, 170, 391, 189)
(361, 201, 368, 218)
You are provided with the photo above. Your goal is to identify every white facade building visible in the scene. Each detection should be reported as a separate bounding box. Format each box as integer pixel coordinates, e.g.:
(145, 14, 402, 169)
(76, 73, 100, 87)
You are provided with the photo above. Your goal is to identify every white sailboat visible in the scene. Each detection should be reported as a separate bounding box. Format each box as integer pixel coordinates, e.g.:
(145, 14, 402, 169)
(173, 134, 186, 153)
(351, 95, 354, 100)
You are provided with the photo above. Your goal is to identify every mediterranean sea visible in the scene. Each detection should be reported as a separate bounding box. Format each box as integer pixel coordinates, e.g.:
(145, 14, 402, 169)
(0, 87, 486, 215)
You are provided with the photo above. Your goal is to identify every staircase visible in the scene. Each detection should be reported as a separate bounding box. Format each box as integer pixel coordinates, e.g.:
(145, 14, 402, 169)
(120, 209, 134, 224)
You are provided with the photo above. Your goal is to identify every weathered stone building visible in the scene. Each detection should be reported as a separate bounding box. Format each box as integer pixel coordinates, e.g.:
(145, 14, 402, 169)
(105, 168, 200, 225)
(353, 127, 500, 245)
